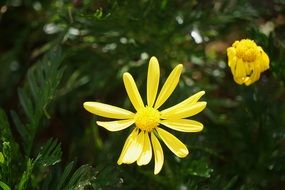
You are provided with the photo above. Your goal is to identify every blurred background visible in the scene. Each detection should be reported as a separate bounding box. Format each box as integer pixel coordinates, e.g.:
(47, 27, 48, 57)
(0, 0, 285, 189)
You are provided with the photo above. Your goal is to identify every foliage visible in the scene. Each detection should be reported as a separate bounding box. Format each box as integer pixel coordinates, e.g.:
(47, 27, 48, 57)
(0, 0, 285, 189)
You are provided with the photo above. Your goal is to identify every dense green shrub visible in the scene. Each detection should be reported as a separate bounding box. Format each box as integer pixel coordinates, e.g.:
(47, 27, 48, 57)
(0, 0, 285, 189)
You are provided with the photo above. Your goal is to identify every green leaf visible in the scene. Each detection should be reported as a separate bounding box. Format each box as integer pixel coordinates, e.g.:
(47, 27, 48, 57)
(35, 138, 62, 167)
(0, 181, 11, 190)
(18, 88, 33, 121)
(17, 159, 34, 190)
(187, 160, 213, 178)
(0, 142, 12, 187)
(42, 161, 93, 190)
(56, 161, 75, 190)
(63, 164, 92, 190)
(10, 47, 64, 155)
(10, 111, 30, 146)
(27, 70, 39, 101)
(0, 108, 22, 188)
(223, 175, 239, 190)
(0, 109, 13, 142)
(0, 152, 4, 164)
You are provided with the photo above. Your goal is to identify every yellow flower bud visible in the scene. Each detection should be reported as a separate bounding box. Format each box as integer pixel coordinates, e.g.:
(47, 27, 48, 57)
(227, 39, 269, 86)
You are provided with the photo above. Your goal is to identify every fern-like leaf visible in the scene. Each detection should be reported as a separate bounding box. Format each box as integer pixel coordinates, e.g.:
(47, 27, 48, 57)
(35, 138, 62, 167)
(41, 161, 93, 190)
(63, 164, 92, 190)
(0, 181, 11, 190)
(0, 109, 21, 187)
(10, 47, 64, 155)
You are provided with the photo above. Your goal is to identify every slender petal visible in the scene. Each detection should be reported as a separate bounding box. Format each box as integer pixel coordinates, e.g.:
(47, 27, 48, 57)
(154, 64, 183, 109)
(147, 57, 160, 107)
(151, 132, 164, 175)
(96, 119, 134, 132)
(258, 47, 270, 71)
(117, 129, 138, 165)
(160, 91, 205, 115)
(137, 132, 152, 166)
(227, 47, 237, 75)
(233, 76, 244, 85)
(235, 58, 246, 78)
(160, 119, 203, 132)
(122, 130, 145, 164)
(161, 101, 207, 119)
(229, 57, 237, 76)
(83, 102, 134, 119)
(123, 73, 144, 111)
(156, 128, 188, 158)
(244, 62, 251, 75)
(246, 69, 260, 86)
(261, 52, 270, 70)
(227, 47, 236, 67)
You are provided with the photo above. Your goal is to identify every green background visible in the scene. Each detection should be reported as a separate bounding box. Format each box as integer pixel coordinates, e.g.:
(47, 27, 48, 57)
(0, 0, 285, 189)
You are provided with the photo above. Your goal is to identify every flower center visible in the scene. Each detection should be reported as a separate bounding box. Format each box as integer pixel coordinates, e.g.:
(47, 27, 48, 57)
(234, 39, 258, 62)
(134, 106, 160, 132)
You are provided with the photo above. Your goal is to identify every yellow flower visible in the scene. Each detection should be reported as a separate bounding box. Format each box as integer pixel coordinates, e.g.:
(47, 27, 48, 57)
(227, 39, 270, 86)
(83, 57, 206, 174)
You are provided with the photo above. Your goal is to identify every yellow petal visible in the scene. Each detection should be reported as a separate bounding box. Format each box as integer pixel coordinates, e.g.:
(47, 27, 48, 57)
(147, 56, 160, 107)
(117, 129, 138, 165)
(122, 130, 144, 164)
(151, 132, 164, 175)
(96, 119, 134, 132)
(156, 128, 188, 158)
(242, 76, 251, 85)
(229, 59, 237, 75)
(233, 76, 244, 85)
(227, 47, 236, 67)
(161, 101, 206, 119)
(160, 91, 205, 116)
(260, 51, 270, 72)
(245, 79, 253, 86)
(262, 51, 270, 69)
(235, 58, 246, 78)
(123, 73, 144, 111)
(258, 47, 270, 71)
(160, 119, 203, 132)
(246, 70, 260, 86)
(154, 64, 183, 109)
(227, 47, 239, 76)
(137, 132, 152, 166)
(83, 102, 134, 119)
(245, 62, 252, 76)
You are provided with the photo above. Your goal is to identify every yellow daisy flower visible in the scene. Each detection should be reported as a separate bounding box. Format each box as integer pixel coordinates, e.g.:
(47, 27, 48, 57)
(83, 57, 206, 174)
(227, 39, 270, 86)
